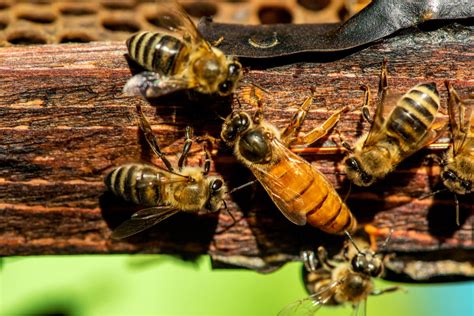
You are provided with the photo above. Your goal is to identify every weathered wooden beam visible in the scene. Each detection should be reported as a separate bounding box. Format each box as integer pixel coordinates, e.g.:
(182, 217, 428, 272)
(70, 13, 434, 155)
(0, 23, 473, 281)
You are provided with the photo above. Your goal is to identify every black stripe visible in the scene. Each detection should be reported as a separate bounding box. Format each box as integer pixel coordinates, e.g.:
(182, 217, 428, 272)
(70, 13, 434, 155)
(340, 213, 353, 232)
(124, 164, 138, 202)
(289, 174, 316, 203)
(153, 35, 182, 75)
(306, 192, 329, 217)
(403, 93, 435, 122)
(143, 32, 160, 70)
(321, 203, 342, 226)
(388, 106, 427, 142)
(113, 166, 125, 198)
(133, 32, 148, 66)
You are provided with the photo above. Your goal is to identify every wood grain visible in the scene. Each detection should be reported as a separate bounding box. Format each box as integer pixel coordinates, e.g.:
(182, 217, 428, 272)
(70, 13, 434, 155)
(0, 24, 472, 281)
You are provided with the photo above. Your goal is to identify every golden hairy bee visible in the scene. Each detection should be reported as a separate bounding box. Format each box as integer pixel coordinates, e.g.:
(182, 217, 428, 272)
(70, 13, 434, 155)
(343, 59, 442, 186)
(279, 232, 400, 316)
(220, 87, 357, 235)
(105, 106, 226, 239)
(427, 81, 473, 225)
(123, 0, 242, 98)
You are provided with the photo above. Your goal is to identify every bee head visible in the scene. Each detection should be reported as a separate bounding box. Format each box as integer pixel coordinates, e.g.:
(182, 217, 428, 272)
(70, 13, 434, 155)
(217, 59, 242, 96)
(344, 156, 374, 186)
(206, 177, 226, 212)
(221, 111, 252, 145)
(351, 250, 383, 277)
(441, 168, 472, 195)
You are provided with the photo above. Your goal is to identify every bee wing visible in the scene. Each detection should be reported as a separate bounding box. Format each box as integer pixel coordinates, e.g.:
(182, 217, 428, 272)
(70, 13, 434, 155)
(111, 206, 180, 239)
(363, 93, 401, 147)
(448, 87, 474, 155)
(247, 139, 317, 226)
(278, 280, 341, 316)
(123, 72, 195, 98)
(154, 0, 211, 49)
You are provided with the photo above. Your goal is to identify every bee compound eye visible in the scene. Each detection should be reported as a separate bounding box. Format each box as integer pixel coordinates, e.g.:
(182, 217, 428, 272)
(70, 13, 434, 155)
(443, 170, 456, 181)
(345, 158, 359, 171)
(228, 63, 241, 76)
(218, 80, 233, 94)
(211, 179, 223, 191)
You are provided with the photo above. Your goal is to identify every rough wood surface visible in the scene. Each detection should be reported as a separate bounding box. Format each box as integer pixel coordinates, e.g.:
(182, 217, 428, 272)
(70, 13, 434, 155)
(0, 24, 473, 281)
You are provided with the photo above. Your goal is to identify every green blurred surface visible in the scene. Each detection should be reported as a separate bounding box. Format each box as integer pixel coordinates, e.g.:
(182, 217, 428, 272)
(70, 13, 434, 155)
(1, 255, 473, 316)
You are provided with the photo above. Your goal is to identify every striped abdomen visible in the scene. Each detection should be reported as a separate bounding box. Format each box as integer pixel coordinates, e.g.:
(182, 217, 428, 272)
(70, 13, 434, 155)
(256, 151, 357, 235)
(105, 163, 163, 206)
(126, 31, 187, 75)
(386, 83, 440, 149)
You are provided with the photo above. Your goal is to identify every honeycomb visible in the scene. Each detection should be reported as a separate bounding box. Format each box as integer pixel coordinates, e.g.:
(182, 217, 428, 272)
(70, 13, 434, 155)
(0, 0, 370, 46)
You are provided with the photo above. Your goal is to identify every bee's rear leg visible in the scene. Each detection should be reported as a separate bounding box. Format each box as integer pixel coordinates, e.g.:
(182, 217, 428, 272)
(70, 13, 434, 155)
(370, 286, 402, 296)
(290, 105, 350, 147)
(376, 58, 389, 106)
(136, 104, 174, 172)
(280, 95, 312, 146)
(178, 126, 194, 171)
(360, 84, 373, 123)
(196, 135, 220, 175)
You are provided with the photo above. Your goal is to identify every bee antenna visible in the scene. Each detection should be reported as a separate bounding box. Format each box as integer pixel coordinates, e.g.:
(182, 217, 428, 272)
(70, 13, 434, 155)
(379, 229, 394, 252)
(344, 231, 362, 254)
(342, 182, 352, 204)
(213, 111, 226, 121)
(418, 188, 447, 200)
(454, 193, 460, 226)
(229, 179, 257, 194)
(236, 97, 243, 109)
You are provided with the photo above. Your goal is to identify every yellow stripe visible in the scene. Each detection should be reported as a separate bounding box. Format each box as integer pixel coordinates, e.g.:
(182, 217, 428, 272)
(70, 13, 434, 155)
(137, 32, 154, 68)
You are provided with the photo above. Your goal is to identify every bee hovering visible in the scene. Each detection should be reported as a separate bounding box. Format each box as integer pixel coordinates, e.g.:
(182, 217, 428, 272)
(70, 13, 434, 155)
(105, 106, 227, 239)
(343, 59, 443, 187)
(123, 0, 242, 98)
(279, 232, 400, 316)
(221, 87, 357, 235)
(425, 82, 473, 225)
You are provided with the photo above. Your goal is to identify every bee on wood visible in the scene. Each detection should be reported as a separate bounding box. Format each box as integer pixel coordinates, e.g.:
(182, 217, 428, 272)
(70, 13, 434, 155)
(220, 87, 357, 235)
(105, 106, 226, 239)
(343, 60, 442, 186)
(426, 81, 473, 225)
(123, 0, 242, 98)
(279, 232, 400, 316)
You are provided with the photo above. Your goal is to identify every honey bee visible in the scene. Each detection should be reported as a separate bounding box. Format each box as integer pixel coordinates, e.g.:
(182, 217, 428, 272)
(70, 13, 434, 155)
(123, 0, 242, 98)
(221, 88, 357, 235)
(105, 106, 226, 239)
(343, 60, 442, 186)
(427, 81, 473, 225)
(279, 232, 400, 316)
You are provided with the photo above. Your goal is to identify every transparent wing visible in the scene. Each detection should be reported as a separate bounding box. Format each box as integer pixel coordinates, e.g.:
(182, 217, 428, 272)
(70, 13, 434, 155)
(448, 87, 474, 155)
(351, 299, 367, 316)
(111, 206, 180, 239)
(154, 0, 211, 49)
(363, 93, 400, 147)
(247, 139, 318, 226)
(278, 280, 342, 316)
(123, 72, 194, 98)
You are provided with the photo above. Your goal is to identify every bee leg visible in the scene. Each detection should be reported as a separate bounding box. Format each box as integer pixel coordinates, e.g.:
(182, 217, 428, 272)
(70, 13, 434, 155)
(202, 139, 212, 175)
(280, 95, 312, 146)
(178, 126, 194, 171)
(196, 135, 220, 175)
(376, 58, 389, 107)
(360, 84, 373, 123)
(317, 246, 336, 269)
(136, 104, 174, 172)
(211, 36, 224, 47)
(291, 105, 350, 147)
(300, 249, 317, 272)
(370, 286, 402, 296)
